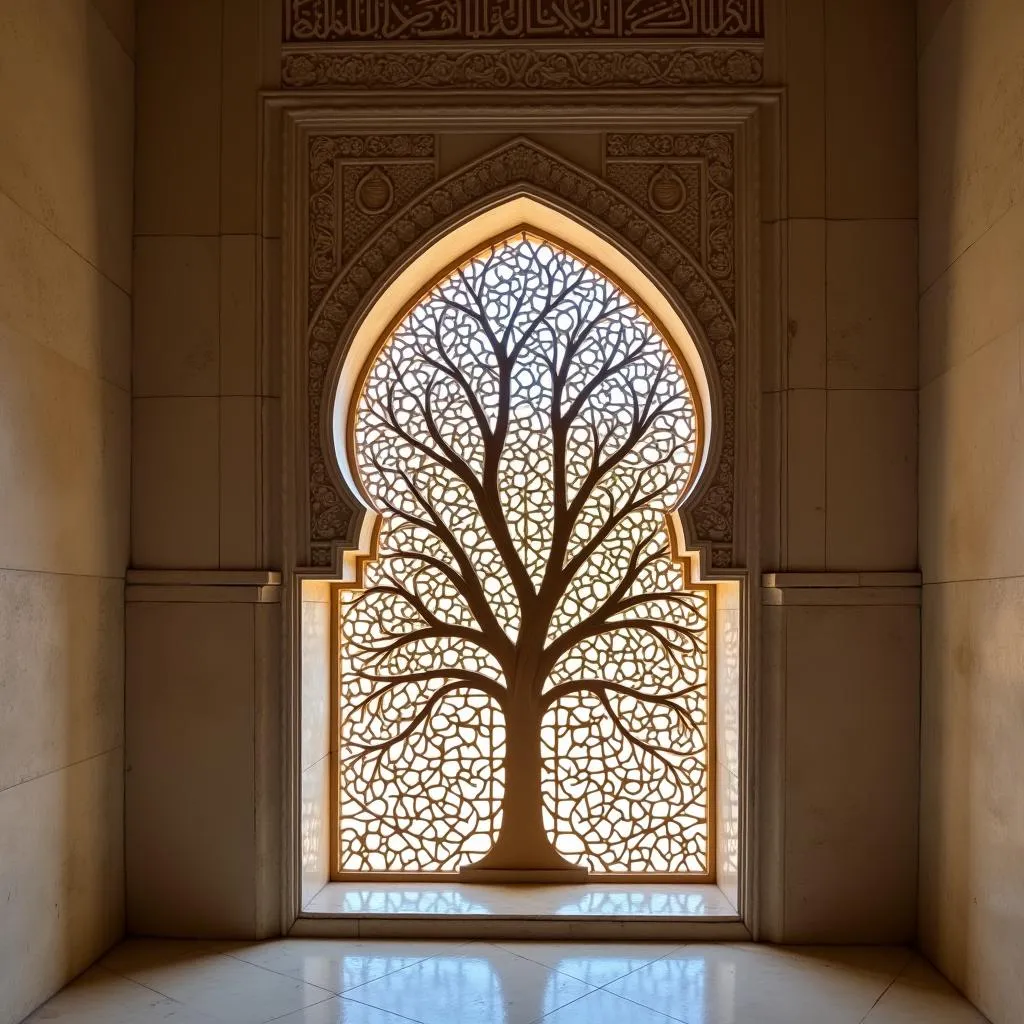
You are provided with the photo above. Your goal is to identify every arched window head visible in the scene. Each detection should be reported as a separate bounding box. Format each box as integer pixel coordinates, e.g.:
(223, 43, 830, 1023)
(336, 232, 712, 878)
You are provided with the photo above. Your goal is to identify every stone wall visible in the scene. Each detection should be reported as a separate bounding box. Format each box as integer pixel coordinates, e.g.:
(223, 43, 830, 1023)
(757, 0, 920, 942)
(918, 2, 1024, 1020)
(123, 0, 922, 944)
(0, 2, 133, 1021)
(124, 0, 283, 938)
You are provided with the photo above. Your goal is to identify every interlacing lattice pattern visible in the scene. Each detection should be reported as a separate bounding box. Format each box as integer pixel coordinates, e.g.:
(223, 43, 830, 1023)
(338, 235, 711, 875)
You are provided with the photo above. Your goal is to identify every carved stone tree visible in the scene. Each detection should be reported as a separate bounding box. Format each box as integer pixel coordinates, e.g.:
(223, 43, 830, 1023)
(338, 234, 712, 879)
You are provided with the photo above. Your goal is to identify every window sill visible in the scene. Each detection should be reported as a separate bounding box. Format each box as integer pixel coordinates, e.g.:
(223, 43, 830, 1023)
(293, 882, 746, 940)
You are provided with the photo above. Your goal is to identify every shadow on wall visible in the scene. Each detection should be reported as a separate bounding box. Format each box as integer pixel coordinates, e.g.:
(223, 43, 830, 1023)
(0, 4, 132, 1023)
(54, 0, 133, 1001)
(917, 0, 991, 1010)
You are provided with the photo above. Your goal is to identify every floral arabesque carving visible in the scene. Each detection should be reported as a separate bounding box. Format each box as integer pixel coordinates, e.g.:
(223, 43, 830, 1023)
(606, 134, 737, 568)
(308, 134, 437, 309)
(306, 137, 739, 570)
(606, 132, 735, 303)
(282, 46, 763, 90)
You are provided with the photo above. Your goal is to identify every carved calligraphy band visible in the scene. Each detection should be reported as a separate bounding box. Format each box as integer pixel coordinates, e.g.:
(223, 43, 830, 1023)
(286, 0, 765, 42)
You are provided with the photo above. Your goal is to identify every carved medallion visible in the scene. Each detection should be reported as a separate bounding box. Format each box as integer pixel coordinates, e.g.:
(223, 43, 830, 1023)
(649, 166, 688, 213)
(354, 168, 395, 214)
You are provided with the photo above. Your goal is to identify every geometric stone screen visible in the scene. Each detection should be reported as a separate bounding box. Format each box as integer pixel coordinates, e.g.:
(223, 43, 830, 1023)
(337, 234, 711, 877)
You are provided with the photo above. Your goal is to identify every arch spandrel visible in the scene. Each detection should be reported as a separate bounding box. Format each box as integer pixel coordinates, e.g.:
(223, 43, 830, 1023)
(305, 136, 739, 573)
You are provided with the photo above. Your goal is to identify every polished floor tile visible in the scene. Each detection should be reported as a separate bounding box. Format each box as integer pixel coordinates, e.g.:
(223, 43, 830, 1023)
(862, 958, 990, 1023)
(99, 939, 332, 1023)
(224, 938, 472, 995)
(492, 941, 679, 987)
(22, 966, 220, 1023)
(272, 997, 429, 1023)
(337, 943, 594, 1024)
(538, 987, 684, 1024)
(605, 944, 915, 1024)
(28, 938, 990, 1024)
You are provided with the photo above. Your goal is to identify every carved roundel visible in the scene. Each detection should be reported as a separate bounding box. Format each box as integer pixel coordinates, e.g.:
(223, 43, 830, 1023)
(305, 137, 739, 571)
(648, 167, 688, 214)
(355, 168, 395, 215)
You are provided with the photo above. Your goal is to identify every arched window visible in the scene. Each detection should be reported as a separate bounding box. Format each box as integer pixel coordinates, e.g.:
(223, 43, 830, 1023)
(334, 231, 714, 880)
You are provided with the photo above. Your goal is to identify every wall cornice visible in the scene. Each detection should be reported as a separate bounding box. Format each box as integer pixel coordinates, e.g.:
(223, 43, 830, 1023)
(281, 1, 765, 89)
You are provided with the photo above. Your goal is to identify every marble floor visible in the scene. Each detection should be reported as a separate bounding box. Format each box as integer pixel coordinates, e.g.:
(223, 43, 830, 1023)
(26, 938, 989, 1024)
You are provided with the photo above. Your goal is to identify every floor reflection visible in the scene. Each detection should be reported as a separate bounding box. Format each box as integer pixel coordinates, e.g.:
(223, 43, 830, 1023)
(333, 888, 494, 915)
(29, 938, 989, 1024)
(333, 946, 593, 1024)
(307, 882, 736, 918)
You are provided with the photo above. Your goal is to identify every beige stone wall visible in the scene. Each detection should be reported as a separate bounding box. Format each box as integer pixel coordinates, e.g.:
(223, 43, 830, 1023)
(0, 1, 133, 1021)
(918, 2, 1024, 1020)
(125, 0, 283, 938)
(765, 0, 918, 573)
(123, 0, 921, 943)
(757, 0, 921, 942)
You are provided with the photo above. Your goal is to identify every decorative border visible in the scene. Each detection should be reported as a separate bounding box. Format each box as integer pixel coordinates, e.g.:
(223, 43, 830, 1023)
(305, 136, 738, 569)
(605, 132, 737, 566)
(283, 45, 763, 89)
(285, 1, 765, 42)
(606, 131, 735, 299)
(308, 134, 437, 308)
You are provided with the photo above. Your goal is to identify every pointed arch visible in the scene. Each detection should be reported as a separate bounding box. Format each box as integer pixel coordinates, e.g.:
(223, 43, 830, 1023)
(304, 138, 738, 572)
(331, 200, 715, 529)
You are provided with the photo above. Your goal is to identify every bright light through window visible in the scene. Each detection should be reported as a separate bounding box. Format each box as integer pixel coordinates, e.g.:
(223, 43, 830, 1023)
(338, 234, 712, 877)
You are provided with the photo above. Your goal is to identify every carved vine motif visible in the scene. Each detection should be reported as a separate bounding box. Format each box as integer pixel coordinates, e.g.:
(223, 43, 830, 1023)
(282, 46, 763, 89)
(309, 135, 437, 310)
(306, 137, 738, 569)
(286, 0, 765, 41)
(604, 135, 736, 569)
(606, 132, 735, 304)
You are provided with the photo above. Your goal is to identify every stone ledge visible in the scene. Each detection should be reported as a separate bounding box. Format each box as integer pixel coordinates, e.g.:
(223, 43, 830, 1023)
(762, 587, 921, 607)
(126, 570, 282, 604)
(761, 571, 922, 606)
(127, 570, 282, 586)
(762, 572, 922, 589)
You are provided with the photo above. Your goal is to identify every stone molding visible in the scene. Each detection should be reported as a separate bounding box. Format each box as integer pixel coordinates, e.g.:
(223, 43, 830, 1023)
(761, 572, 923, 607)
(282, 45, 763, 90)
(125, 570, 283, 604)
(303, 134, 740, 571)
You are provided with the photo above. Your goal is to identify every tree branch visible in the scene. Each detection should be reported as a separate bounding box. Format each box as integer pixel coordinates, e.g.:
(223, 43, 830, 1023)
(541, 677, 703, 720)
(345, 679, 506, 760)
(352, 668, 505, 713)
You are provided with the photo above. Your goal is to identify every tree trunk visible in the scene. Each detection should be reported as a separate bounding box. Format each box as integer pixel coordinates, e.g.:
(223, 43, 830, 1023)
(461, 687, 586, 879)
